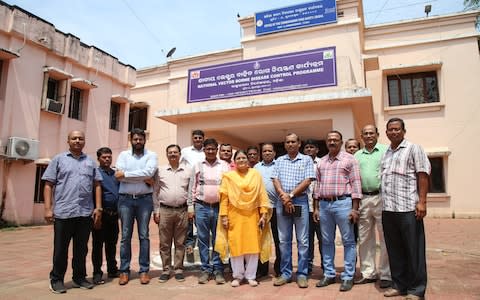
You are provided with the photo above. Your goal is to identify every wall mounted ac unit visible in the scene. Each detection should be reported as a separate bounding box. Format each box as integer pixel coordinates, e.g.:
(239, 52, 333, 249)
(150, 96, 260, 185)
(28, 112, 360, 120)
(6, 137, 39, 160)
(45, 98, 64, 114)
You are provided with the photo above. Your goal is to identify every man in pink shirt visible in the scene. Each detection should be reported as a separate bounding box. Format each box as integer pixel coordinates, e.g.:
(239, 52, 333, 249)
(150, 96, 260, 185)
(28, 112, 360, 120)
(188, 138, 230, 285)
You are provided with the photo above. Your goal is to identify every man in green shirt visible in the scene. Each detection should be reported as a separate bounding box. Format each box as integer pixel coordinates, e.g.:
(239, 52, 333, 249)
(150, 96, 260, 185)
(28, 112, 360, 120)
(353, 125, 391, 289)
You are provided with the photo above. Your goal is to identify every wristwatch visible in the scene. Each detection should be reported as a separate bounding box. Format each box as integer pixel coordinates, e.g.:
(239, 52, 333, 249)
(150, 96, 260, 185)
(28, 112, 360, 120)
(288, 192, 294, 199)
(95, 207, 103, 212)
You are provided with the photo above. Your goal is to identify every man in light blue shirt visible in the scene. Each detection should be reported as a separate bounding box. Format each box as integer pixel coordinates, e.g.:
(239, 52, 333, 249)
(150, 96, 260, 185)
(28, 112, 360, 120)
(115, 128, 158, 286)
(254, 143, 281, 277)
(43, 130, 103, 294)
(272, 133, 315, 288)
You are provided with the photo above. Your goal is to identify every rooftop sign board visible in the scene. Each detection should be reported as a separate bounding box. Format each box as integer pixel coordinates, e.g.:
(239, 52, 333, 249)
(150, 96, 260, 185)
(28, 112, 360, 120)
(187, 46, 337, 103)
(255, 0, 337, 36)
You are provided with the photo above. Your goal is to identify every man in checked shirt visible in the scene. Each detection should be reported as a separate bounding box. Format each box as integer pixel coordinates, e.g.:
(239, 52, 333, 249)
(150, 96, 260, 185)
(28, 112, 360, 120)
(313, 130, 362, 292)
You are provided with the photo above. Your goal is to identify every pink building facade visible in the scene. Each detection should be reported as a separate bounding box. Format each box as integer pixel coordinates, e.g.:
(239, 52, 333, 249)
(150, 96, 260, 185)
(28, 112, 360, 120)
(0, 3, 135, 224)
(132, 0, 480, 218)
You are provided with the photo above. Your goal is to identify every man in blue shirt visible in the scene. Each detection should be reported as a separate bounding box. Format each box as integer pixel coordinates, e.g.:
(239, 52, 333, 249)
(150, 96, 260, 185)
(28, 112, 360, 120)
(115, 128, 158, 286)
(91, 147, 120, 284)
(272, 133, 315, 288)
(43, 130, 103, 294)
(254, 143, 281, 277)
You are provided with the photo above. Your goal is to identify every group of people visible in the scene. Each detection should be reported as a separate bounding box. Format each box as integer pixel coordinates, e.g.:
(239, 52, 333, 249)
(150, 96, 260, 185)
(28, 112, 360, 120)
(43, 117, 430, 300)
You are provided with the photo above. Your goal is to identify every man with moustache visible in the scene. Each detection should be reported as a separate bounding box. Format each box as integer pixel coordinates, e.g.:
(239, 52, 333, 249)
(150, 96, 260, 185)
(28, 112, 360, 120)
(43, 130, 103, 293)
(219, 143, 236, 170)
(345, 138, 360, 155)
(354, 125, 391, 289)
(115, 128, 158, 285)
(91, 147, 120, 285)
(272, 133, 315, 288)
(247, 146, 260, 168)
(313, 130, 362, 292)
(254, 143, 281, 277)
(381, 118, 430, 300)
(154, 144, 192, 283)
(189, 138, 230, 284)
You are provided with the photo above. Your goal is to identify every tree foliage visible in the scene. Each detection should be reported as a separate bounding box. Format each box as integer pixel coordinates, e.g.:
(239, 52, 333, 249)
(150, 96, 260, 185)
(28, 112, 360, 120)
(464, 0, 480, 10)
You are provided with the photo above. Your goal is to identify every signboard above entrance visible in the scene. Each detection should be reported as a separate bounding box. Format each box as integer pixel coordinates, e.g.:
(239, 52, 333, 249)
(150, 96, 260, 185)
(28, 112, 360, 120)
(255, 0, 337, 36)
(187, 47, 337, 103)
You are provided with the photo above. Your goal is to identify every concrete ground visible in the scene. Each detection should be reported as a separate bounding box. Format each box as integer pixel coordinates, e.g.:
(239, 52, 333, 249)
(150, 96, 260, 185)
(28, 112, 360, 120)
(0, 218, 479, 300)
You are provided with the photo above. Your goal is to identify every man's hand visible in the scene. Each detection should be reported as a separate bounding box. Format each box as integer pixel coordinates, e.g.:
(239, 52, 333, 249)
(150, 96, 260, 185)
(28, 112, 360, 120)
(348, 209, 359, 224)
(93, 209, 102, 229)
(188, 212, 195, 221)
(44, 208, 54, 224)
(415, 202, 427, 220)
(280, 192, 290, 204)
(221, 216, 228, 229)
(144, 177, 155, 186)
(153, 213, 160, 224)
(284, 201, 294, 214)
(114, 170, 125, 180)
(313, 209, 320, 223)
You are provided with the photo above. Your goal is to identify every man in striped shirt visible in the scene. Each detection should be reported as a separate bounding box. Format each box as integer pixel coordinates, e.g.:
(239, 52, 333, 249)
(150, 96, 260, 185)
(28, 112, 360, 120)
(313, 130, 362, 292)
(381, 118, 430, 300)
(188, 138, 230, 285)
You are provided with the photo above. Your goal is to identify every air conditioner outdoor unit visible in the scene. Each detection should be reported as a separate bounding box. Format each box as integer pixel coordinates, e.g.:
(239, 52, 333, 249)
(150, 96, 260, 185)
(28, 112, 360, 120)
(45, 98, 64, 114)
(6, 137, 39, 160)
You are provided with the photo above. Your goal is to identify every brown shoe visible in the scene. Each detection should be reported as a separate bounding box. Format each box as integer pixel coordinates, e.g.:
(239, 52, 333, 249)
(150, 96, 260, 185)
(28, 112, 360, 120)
(118, 273, 129, 285)
(139, 272, 150, 285)
(384, 288, 401, 297)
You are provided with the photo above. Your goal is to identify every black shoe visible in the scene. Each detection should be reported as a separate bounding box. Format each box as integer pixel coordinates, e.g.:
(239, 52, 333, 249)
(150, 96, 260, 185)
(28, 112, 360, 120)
(49, 280, 66, 294)
(158, 273, 170, 283)
(354, 277, 377, 284)
(175, 273, 185, 282)
(316, 276, 336, 288)
(379, 280, 392, 289)
(72, 279, 94, 289)
(107, 270, 120, 278)
(339, 279, 353, 292)
(93, 274, 105, 285)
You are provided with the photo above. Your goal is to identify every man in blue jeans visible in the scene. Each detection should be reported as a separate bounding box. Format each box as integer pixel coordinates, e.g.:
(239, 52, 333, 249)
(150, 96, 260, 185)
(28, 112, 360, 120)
(272, 133, 315, 288)
(115, 128, 158, 286)
(313, 130, 362, 292)
(188, 138, 229, 284)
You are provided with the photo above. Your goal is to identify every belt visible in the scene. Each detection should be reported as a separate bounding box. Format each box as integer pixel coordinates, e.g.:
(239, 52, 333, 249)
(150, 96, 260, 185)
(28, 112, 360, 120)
(362, 190, 380, 196)
(321, 194, 351, 202)
(195, 199, 219, 207)
(103, 208, 118, 216)
(120, 193, 152, 199)
(160, 203, 187, 209)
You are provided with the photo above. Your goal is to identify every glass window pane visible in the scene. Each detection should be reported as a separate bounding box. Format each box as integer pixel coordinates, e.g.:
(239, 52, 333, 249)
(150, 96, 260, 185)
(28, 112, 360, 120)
(400, 78, 413, 105)
(412, 77, 425, 104)
(428, 157, 445, 193)
(388, 79, 400, 106)
(425, 76, 439, 103)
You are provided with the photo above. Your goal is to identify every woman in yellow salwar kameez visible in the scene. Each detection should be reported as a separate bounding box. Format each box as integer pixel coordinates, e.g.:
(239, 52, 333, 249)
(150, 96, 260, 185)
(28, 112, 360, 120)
(215, 150, 272, 287)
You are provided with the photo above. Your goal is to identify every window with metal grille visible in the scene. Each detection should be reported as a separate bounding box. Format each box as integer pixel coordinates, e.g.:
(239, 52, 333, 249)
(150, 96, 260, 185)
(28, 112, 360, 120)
(68, 87, 83, 120)
(110, 101, 121, 130)
(34, 165, 47, 203)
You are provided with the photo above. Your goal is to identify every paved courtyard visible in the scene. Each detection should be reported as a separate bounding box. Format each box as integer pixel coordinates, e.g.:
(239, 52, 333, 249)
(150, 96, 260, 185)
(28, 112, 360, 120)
(0, 218, 479, 299)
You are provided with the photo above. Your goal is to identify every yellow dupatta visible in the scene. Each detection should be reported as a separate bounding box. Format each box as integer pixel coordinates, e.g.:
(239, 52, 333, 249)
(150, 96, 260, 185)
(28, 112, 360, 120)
(215, 168, 272, 263)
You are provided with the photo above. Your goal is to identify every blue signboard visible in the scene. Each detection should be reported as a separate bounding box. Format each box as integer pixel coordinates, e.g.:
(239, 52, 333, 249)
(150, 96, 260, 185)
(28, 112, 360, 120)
(255, 0, 337, 36)
(187, 47, 337, 103)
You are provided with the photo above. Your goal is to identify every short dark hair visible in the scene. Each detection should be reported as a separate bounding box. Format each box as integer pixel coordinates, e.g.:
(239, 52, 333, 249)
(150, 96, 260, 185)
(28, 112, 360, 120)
(130, 128, 146, 139)
(261, 142, 274, 150)
(233, 149, 248, 160)
(286, 132, 300, 142)
(203, 138, 218, 148)
(304, 139, 319, 148)
(327, 130, 343, 140)
(246, 145, 259, 153)
(192, 130, 205, 137)
(220, 143, 232, 149)
(96, 147, 112, 158)
(166, 144, 181, 152)
(362, 125, 379, 134)
(386, 117, 406, 131)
